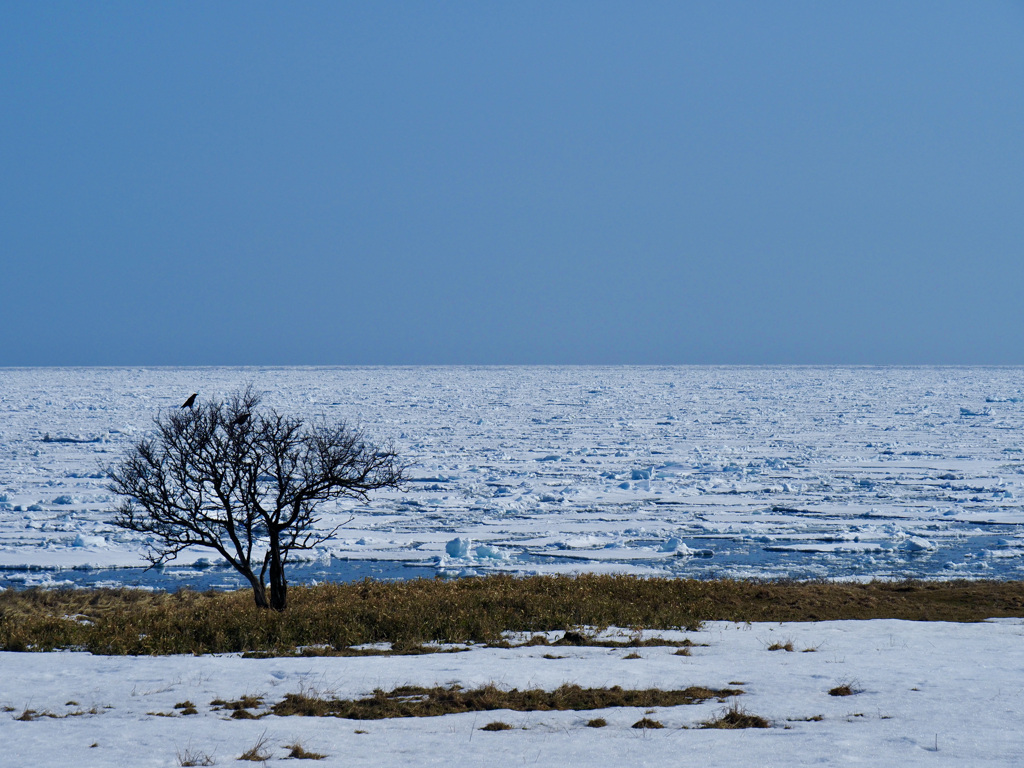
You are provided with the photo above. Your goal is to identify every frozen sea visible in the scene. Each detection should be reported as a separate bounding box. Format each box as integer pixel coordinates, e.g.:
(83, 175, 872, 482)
(2, 365, 1023, 590)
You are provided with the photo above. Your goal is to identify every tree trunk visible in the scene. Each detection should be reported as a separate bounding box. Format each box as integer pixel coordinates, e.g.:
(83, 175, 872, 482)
(268, 530, 287, 611)
(249, 577, 269, 609)
(236, 563, 269, 609)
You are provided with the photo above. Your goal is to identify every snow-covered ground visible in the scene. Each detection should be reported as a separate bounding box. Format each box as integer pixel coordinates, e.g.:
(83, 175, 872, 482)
(3, 619, 1023, 767)
(2, 366, 1024, 588)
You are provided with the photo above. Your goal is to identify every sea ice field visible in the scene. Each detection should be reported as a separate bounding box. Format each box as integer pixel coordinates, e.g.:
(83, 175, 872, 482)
(1, 365, 1023, 589)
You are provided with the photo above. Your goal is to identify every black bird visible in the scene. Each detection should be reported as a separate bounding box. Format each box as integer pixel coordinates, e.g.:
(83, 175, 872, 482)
(231, 412, 250, 427)
(181, 393, 198, 409)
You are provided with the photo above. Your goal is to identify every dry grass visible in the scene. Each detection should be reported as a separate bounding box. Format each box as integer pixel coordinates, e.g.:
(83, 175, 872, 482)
(1, 576, 1022, 655)
(0, 576, 710, 654)
(632, 717, 664, 729)
(177, 744, 216, 766)
(479, 721, 514, 731)
(701, 701, 771, 729)
(586, 717, 608, 727)
(491, 631, 699, 651)
(238, 732, 271, 762)
(211, 695, 266, 720)
(15, 705, 99, 721)
(285, 743, 326, 760)
(271, 683, 741, 719)
(212, 695, 264, 710)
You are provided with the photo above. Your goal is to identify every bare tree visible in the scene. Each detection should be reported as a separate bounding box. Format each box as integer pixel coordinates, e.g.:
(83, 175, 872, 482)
(110, 387, 404, 610)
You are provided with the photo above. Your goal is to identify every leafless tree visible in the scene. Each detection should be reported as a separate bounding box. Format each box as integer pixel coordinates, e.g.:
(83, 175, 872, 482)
(110, 387, 404, 610)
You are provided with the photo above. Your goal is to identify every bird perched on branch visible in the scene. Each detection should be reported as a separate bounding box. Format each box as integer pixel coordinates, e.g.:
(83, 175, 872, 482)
(181, 393, 198, 409)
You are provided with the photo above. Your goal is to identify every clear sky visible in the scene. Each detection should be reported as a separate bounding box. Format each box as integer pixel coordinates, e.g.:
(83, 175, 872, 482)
(2, 2, 1023, 366)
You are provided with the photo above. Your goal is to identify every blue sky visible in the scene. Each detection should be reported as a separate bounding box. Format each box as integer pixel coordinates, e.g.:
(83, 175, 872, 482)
(2, 2, 1023, 365)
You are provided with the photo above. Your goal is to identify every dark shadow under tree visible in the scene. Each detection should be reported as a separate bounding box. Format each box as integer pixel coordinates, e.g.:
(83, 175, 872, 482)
(110, 387, 405, 610)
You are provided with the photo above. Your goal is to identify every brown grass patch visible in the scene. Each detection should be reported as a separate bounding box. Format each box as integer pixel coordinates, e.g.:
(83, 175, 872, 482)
(0, 576, 711, 654)
(479, 721, 514, 731)
(238, 732, 271, 761)
(701, 702, 771, 729)
(230, 709, 263, 720)
(829, 684, 856, 697)
(285, 743, 326, 760)
(271, 683, 741, 719)
(211, 695, 263, 712)
(2, 576, 1022, 655)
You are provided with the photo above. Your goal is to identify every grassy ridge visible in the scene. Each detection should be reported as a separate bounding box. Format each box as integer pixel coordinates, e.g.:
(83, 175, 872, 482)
(271, 684, 742, 719)
(2, 575, 1023, 655)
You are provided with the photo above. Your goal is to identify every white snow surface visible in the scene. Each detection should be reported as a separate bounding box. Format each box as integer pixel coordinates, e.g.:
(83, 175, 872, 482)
(1, 366, 1024, 586)
(3, 619, 1023, 767)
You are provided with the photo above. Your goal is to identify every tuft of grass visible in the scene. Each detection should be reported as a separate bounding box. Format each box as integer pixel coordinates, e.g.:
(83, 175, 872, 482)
(273, 683, 741, 719)
(285, 743, 326, 760)
(623, 652, 642, 659)
(177, 744, 216, 766)
(174, 700, 199, 715)
(701, 701, 771, 729)
(586, 717, 607, 727)
(220, 695, 263, 710)
(238, 732, 271, 762)
(480, 721, 514, 731)
(230, 709, 263, 720)
(767, 640, 794, 652)
(829, 684, 856, 697)
(632, 718, 664, 729)
(558, 630, 590, 645)
(673, 647, 691, 656)
(212, 695, 264, 718)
